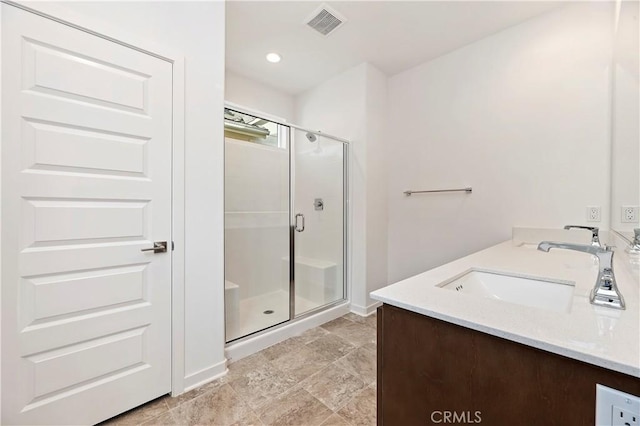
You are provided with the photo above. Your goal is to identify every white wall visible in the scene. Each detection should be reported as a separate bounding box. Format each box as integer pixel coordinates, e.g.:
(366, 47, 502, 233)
(31, 1, 227, 390)
(295, 63, 389, 315)
(225, 71, 295, 122)
(387, 3, 614, 283)
(364, 66, 389, 308)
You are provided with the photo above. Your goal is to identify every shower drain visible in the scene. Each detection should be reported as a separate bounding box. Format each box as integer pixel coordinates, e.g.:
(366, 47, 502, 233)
(263, 310, 274, 315)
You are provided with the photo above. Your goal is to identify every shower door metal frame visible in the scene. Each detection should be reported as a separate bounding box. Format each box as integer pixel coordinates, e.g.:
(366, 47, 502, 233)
(288, 132, 296, 320)
(289, 126, 350, 320)
(223, 102, 350, 343)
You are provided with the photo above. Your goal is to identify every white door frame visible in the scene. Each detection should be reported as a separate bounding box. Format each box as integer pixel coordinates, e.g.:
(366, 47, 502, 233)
(1, 0, 188, 396)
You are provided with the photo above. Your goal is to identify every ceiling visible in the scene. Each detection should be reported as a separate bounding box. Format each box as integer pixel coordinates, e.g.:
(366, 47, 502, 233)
(226, 1, 563, 95)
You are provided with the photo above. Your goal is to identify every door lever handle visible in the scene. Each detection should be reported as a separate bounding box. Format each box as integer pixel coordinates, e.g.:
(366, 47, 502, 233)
(141, 241, 168, 253)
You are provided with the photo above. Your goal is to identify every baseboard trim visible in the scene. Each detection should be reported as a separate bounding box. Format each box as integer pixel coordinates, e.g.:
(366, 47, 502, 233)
(182, 360, 228, 393)
(350, 301, 381, 316)
(225, 301, 350, 363)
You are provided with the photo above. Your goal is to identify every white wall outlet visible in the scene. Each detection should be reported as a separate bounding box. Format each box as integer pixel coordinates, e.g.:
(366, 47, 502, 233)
(613, 406, 639, 426)
(587, 206, 602, 222)
(596, 384, 640, 426)
(621, 206, 639, 223)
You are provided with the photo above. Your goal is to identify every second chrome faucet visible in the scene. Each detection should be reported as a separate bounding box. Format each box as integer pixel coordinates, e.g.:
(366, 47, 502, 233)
(563, 225, 601, 247)
(537, 241, 625, 310)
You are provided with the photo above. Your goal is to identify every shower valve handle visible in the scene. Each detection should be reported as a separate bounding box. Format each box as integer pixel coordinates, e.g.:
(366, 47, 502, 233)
(295, 213, 305, 232)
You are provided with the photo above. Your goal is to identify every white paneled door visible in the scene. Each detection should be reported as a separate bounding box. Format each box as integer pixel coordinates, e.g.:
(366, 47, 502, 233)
(1, 5, 173, 425)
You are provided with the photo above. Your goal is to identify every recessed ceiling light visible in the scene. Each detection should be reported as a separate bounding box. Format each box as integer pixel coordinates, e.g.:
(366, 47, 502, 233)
(266, 53, 281, 63)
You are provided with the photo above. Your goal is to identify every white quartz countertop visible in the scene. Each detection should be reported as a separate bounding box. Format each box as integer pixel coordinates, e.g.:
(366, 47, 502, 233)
(370, 231, 640, 377)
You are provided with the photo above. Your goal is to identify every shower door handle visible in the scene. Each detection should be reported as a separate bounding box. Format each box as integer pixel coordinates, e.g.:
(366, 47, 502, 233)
(295, 213, 305, 232)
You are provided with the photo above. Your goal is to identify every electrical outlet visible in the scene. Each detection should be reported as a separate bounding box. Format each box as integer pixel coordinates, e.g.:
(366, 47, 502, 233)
(613, 406, 639, 426)
(587, 206, 602, 222)
(596, 385, 640, 426)
(622, 206, 639, 223)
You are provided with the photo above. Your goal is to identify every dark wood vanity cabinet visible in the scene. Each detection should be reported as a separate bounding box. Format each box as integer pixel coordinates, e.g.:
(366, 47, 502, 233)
(377, 304, 640, 426)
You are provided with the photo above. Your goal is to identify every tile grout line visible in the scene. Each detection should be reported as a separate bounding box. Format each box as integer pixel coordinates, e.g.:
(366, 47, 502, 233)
(249, 325, 366, 424)
(300, 364, 367, 413)
(225, 383, 265, 426)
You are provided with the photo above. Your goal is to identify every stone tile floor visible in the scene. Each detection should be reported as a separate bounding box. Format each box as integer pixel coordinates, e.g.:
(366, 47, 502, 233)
(102, 313, 377, 426)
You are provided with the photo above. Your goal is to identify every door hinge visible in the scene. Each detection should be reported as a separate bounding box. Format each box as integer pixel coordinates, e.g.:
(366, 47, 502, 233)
(172, 241, 175, 251)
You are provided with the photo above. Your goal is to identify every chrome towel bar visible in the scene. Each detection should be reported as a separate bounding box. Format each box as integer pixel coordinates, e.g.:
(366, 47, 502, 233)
(403, 187, 472, 196)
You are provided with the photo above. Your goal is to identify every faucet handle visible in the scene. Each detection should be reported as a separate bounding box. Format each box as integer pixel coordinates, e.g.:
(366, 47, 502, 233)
(627, 229, 640, 253)
(564, 224, 599, 233)
(564, 225, 600, 247)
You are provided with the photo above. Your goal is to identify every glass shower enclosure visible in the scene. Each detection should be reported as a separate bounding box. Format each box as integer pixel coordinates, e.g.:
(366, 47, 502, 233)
(224, 108, 347, 342)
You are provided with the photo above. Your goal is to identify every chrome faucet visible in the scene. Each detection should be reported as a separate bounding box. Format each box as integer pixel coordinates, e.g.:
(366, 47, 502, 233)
(537, 242, 625, 310)
(563, 225, 601, 247)
(628, 228, 640, 254)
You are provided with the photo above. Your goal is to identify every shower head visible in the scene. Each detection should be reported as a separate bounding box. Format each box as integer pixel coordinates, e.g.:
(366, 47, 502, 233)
(305, 132, 317, 143)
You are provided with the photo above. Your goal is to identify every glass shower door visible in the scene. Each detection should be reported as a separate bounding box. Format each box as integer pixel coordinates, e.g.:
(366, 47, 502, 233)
(224, 109, 291, 342)
(292, 129, 346, 316)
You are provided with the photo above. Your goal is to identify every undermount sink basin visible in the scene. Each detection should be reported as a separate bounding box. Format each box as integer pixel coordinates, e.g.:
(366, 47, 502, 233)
(438, 269, 575, 313)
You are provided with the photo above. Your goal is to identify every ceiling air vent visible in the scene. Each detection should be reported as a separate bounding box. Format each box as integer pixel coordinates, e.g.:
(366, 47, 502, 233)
(305, 4, 347, 36)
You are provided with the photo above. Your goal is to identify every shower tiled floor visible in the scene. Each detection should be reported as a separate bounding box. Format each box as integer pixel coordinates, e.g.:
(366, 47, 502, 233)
(102, 313, 378, 426)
